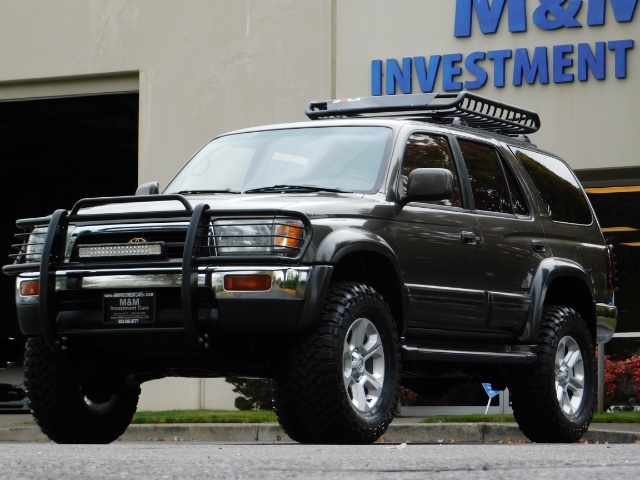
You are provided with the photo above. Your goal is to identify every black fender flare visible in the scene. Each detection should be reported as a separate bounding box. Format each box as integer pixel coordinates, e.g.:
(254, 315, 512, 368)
(521, 257, 594, 343)
(298, 229, 406, 330)
(316, 228, 398, 266)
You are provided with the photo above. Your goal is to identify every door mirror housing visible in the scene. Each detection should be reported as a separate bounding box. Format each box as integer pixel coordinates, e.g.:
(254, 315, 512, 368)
(402, 168, 453, 204)
(135, 181, 160, 196)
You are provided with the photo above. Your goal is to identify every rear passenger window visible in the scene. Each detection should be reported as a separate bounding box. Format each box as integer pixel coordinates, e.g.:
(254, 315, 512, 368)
(401, 133, 461, 207)
(504, 161, 529, 216)
(510, 146, 592, 225)
(458, 139, 528, 215)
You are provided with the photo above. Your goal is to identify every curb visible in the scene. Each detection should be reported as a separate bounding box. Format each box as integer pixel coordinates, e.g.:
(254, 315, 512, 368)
(1, 423, 639, 444)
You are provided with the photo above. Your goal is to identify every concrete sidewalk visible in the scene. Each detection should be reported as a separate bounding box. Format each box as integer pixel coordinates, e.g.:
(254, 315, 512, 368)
(1, 414, 639, 443)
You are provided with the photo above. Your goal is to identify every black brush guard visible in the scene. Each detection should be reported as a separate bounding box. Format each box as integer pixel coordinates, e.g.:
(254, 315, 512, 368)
(2, 194, 311, 352)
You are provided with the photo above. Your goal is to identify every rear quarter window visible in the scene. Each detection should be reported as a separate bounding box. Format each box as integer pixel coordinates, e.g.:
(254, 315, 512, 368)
(509, 146, 592, 225)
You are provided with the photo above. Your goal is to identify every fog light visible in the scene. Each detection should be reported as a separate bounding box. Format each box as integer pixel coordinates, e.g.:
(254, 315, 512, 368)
(223, 275, 272, 291)
(20, 279, 40, 296)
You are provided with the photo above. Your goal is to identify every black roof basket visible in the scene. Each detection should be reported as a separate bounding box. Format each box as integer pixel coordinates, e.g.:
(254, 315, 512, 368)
(305, 91, 541, 136)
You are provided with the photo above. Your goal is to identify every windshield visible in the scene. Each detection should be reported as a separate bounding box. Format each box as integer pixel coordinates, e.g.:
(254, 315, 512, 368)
(164, 126, 392, 194)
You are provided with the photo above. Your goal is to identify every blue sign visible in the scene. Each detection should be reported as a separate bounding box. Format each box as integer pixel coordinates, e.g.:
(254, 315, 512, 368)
(454, 0, 637, 36)
(371, 0, 637, 94)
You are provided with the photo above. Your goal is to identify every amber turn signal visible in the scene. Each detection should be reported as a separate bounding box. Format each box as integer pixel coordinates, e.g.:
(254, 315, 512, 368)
(223, 275, 272, 291)
(20, 279, 40, 296)
(274, 222, 304, 249)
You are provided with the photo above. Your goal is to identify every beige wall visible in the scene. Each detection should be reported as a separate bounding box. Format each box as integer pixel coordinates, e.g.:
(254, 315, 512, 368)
(1, 0, 637, 410)
(0, 0, 334, 188)
(138, 378, 237, 411)
(3, 1, 635, 175)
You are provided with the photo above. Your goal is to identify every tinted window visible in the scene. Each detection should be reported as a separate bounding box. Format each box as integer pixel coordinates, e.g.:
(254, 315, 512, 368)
(511, 147, 592, 224)
(401, 133, 461, 207)
(504, 160, 529, 216)
(458, 139, 527, 215)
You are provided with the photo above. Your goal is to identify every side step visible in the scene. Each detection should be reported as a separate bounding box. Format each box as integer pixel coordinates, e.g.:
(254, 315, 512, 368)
(402, 344, 537, 365)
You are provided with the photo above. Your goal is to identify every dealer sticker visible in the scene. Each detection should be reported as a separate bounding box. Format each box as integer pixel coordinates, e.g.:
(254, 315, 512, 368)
(103, 291, 156, 325)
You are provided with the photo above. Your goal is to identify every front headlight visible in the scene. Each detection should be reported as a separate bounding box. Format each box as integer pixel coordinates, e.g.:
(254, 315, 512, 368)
(24, 228, 47, 263)
(24, 226, 77, 263)
(212, 218, 306, 256)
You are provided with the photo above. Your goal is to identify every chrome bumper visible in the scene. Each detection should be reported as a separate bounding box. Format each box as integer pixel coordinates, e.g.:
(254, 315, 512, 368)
(16, 266, 312, 305)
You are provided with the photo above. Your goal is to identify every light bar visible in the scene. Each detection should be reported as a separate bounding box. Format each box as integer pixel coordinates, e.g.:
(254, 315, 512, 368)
(78, 242, 164, 259)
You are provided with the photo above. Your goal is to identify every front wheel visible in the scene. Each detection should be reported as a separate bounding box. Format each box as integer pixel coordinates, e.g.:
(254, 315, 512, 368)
(24, 336, 140, 444)
(272, 282, 400, 444)
(510, 306, 595, 443)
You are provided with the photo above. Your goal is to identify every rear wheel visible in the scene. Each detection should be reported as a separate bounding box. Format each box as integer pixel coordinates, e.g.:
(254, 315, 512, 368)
(24, 336, 140, 444)
(510, 306, 595, 443)
(272, 282, 400, 444)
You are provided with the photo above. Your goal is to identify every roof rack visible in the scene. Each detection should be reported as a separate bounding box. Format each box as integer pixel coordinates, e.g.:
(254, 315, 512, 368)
(305, 91, 541, 136)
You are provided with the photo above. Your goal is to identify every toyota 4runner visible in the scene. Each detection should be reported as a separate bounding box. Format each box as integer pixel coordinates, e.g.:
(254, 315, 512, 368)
(3, 92, 617, 444)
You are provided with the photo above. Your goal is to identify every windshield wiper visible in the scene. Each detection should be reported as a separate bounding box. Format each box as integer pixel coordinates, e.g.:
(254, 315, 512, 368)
(244, 185, 351, 194)
(175, 189, 241, 195)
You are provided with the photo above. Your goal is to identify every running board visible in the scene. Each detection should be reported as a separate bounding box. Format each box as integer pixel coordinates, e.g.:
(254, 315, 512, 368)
(402, 345, 537, 365)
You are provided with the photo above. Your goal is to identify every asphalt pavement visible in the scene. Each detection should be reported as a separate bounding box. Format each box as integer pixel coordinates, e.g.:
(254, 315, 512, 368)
(1, 413, 639, 443)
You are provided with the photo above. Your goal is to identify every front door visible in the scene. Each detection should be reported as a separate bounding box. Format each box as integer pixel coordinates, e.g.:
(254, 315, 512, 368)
(395, 132, 486, 336)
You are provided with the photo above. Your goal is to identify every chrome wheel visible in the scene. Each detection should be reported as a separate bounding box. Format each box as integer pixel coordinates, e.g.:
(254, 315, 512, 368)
(343, 317, 385, 413)
(555, 335, 585, 416)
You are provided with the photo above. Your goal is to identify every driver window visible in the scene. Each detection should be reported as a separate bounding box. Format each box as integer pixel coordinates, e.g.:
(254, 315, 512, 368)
(401, 133, 461, 207)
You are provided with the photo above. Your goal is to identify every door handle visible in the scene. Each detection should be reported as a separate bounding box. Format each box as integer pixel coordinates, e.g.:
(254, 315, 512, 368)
(461, 231, 477, 245)
(532, 240, 546, 253)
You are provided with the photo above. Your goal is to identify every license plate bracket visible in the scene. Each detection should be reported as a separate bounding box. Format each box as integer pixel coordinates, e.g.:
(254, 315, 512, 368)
(103, 291, 156, 325)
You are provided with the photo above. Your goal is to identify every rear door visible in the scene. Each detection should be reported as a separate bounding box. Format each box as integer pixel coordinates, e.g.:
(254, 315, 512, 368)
(509, 145, 608, 298)
(454, 137, 546, 336)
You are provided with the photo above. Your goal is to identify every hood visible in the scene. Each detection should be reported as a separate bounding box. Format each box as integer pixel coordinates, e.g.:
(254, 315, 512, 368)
(74, 192, 389, 219)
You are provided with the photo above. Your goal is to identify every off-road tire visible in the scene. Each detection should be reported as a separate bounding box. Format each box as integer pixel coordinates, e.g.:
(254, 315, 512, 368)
(270, 376, 316, 444)
(510, 306, 595, 443)
(272, 282, 400, 444)
(24, 336, 140, 444)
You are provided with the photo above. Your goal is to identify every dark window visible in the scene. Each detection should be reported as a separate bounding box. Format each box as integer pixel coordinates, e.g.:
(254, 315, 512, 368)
(400, 133, 461, 207)
(458, 139, 527, 215)
(504, 160, 529, 216)
(511, 147, 592, 224)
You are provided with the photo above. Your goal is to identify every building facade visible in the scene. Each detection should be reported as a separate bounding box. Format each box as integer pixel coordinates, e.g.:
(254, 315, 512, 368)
(1, 0, 637, 410)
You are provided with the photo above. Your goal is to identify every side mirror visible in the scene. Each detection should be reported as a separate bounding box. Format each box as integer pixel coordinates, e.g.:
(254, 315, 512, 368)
(403, 168, 453, 203)
(135, 181, 160, 196)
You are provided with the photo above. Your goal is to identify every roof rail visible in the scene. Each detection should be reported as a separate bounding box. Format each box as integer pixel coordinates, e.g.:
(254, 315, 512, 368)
(305, 92, 541, 136)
